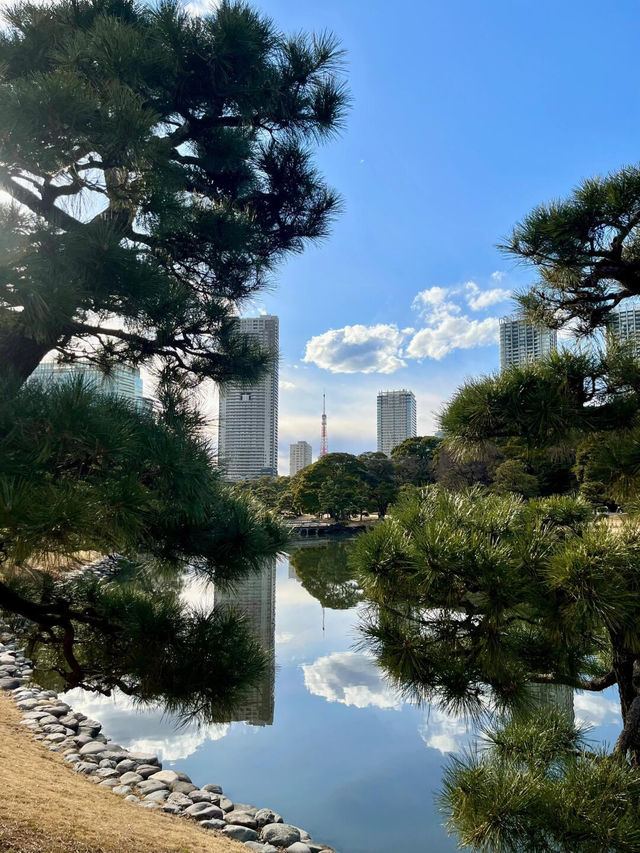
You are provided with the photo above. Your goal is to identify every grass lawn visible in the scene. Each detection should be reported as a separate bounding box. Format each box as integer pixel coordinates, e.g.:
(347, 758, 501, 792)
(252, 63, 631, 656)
(0, 694, 241, 853)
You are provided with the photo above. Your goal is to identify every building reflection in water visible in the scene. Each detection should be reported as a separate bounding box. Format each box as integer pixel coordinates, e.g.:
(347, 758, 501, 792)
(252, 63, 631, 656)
(214, 557, 276, 727)
(528, 683, 574, 724)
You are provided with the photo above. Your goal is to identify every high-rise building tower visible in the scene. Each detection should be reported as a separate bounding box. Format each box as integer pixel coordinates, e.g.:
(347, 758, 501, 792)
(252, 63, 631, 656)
(30, 358, 146, 407)
(377, 389, 417, 457)
(214, 557, 276, 726)
(319, 392, 328, 457)
(607, 304, 640, 357)
(289, 441, 312, 476)
(499, 315, 557, 370)
(217, 315, 279, 481)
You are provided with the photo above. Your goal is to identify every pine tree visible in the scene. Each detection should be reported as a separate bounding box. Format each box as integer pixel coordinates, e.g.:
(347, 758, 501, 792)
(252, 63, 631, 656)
(0, 0, 348, 720)
(0, 0, 347, 390)
(440, 711, 640, 852)
(502, 165, 640, 334)
(353, 348, 640, 847)
(0, 377, 286, 719)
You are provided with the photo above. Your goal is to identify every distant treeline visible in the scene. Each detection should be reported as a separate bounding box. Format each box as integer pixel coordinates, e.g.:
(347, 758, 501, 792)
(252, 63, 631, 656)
(234, 433, 585, 520)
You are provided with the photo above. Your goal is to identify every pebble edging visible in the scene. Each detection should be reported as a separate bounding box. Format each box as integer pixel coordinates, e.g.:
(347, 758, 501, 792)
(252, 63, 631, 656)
(0, 558, 335, 853)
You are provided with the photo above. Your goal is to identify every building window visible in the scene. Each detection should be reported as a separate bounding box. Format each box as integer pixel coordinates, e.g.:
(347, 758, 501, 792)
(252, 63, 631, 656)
(241, 392, 251, 401)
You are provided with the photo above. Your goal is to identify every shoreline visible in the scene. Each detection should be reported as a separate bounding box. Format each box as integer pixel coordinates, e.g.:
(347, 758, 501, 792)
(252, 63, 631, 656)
(0, 557, 335, 853)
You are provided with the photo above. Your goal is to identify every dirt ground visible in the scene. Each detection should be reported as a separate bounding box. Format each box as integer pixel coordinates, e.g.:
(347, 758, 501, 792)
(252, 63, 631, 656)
(0, 694, 241, 853)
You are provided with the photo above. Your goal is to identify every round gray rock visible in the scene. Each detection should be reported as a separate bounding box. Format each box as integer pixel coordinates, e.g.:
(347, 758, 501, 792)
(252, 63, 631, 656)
(137, 780, 168, 795)
(166, 792, 193, 808)
(119, 772, 143, 786)
(200, 819, 227, 830)
(185, 802, 224, 821)
(171, 780, 197, 794)
(222, 826, 259, 843)
(96, 768, 119, 779)
(286, 845, 312, 853)
(145, 789, 170, 802)
(262, 824, 301, 847)
(255, 809, 283, 827)
(149, 770, 179, 785)
(245, 844, 279, 853)
(189, 790, 213, 803)
(136, 764, 161, 779)
(233, 803, 258, 816)
(226, 811, 258, 829)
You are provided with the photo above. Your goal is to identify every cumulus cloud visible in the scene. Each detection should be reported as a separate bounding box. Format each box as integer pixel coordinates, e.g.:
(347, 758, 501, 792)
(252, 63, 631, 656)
(303, 274, 511, 373)
(406, 314, 498, 360)
(574, 692, 620, 728)
(412, 286, 461, 322)
(302, 324, 408, 374)
(465, 280, 512, 311)
(418, 707, 473, 755)
(302, 651, 401, 709)
(279, 380, 296, 391)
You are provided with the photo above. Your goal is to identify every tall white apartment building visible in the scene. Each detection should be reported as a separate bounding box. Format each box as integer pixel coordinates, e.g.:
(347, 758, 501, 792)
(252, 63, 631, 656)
(214, 557, 276, 726)
(607, 305, 640, 357)
(217, 315, 279, 481)
(377, 389, 417, 457)
(289, 441, 312, 476)
(30, 359, 145, 405)
(499, 315, 557, 370)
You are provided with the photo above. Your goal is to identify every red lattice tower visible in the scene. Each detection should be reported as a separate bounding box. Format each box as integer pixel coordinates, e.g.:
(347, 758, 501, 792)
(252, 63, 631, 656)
(320, 392, 328, 457)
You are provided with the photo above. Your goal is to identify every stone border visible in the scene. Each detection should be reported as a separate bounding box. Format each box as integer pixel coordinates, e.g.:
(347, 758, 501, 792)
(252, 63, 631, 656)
(0, 559, 334, 853)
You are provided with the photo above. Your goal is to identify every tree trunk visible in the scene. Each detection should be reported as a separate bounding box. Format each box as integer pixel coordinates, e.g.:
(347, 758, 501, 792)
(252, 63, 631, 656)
(612, 641, 640, 762)
(0, 329, 55, 391)
(613, 645, 637, 722)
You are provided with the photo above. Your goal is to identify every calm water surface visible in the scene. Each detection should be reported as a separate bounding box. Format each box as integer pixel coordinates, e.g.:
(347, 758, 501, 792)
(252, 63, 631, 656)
(64, 543, 622, 853)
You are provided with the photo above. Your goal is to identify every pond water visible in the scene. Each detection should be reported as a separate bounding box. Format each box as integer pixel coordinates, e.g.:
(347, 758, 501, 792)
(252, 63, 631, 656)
(63, 542, 623, 853)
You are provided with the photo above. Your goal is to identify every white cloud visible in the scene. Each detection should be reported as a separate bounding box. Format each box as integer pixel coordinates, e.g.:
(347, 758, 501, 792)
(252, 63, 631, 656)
(302, 651, 401, 710)
(275, 631, 294, 644)
(302, 324, 408, 374)
(418, 707, 472, 755)
(279, 380, 296, 391)
(465, 280, 512, 311)
(412, 287, 461, 322)
(406, 314, 498, 360)
(491, 271, 506, 282)
(63, 688, 229, 762)
(574, 692, 620, 728)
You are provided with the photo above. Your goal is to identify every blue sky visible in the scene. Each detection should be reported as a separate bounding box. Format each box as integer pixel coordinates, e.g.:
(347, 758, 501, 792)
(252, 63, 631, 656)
(216, 0, 640, 472)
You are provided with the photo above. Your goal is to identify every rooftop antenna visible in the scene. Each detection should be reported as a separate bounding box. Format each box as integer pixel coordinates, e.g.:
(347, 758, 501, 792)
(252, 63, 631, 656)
(320, 391, 328, 457)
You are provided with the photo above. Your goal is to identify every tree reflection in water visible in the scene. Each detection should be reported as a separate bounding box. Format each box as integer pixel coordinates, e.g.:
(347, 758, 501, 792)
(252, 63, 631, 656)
(5, 558, 270, 727)
(6, 544, 362, 728)
(288, 541, 362, 611)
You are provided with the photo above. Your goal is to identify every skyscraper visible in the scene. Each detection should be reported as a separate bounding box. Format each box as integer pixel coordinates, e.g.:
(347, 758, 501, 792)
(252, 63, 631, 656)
(499, 315, 557, 370)
(607, 304, 640, 357)
(289, 441, 312, 476)
(377, 389, 417, 457)
(217, 315, 279, 481)
(30, 358, 146, 406)
(214, 557, 276, 726)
